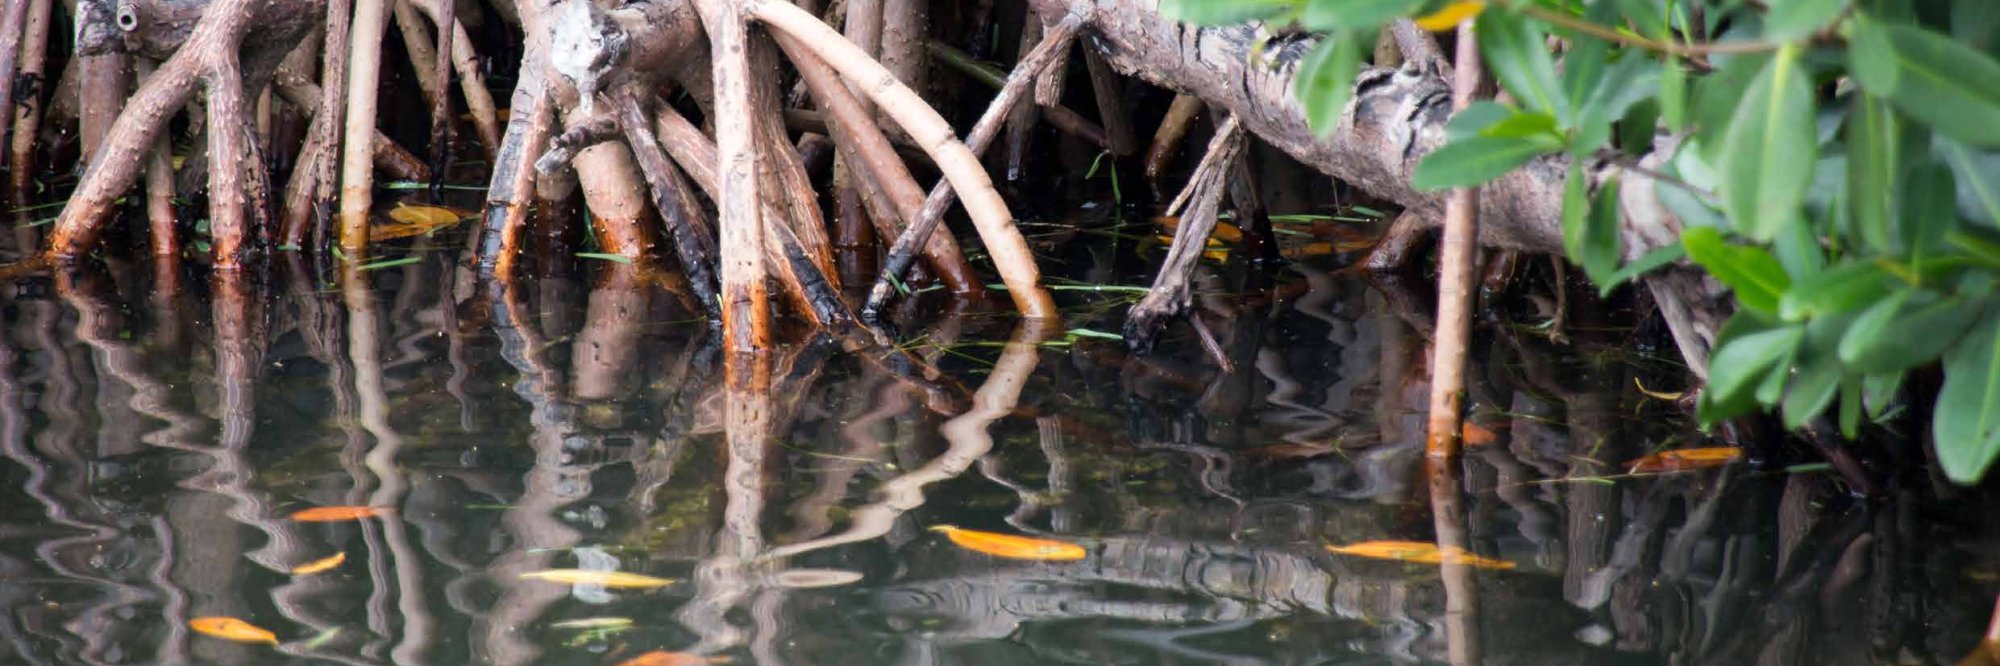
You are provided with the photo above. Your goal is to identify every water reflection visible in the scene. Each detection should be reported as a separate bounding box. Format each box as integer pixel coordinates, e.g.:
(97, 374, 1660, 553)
(0, 246, 1991, 665)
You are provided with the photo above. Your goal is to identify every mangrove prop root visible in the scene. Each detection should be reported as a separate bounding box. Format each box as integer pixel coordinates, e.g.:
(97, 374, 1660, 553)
(1144, 93, 1203, 185)
(693, 0, 773, 351)
(1122, 115, 1243, 354)
(1003, 17, 1043, 182)
(338, 0, 391, 252)
(776, 31, 983, 296)
(858, 10, 1083, 322)
(40, 0, 319, 264)
(475, 0, 553, 280)
(645, 104, 844, 328)
(1424, 23, 1483, 461)
(612, 90, 720, 318)
(429, 0, 457, 182)
(5, 0, 51, 205)
(749, 0, 1056, 321)
(1081, 41, 1136, 156)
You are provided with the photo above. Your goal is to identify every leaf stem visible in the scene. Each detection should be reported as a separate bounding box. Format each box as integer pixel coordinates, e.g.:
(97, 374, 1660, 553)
(1505, 1, 1783, 56)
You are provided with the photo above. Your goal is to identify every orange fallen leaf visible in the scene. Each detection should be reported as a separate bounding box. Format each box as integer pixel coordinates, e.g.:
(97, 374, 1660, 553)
(1626, 447, 1742, 474)
(1414, 1, 1486, 31)
(617, 651, 734, 666)
(190, 616, 279, 644)
(930, 525, 1087, 561)
(1326, 540, 1517, 570)
(290, 506, 391, 522)
(1152, 215, 1244, 243)
(1462, 422, 1499, 446)
(1281, 242, 1337, 258)
(291, 552, 347, 575)
(518, 569, 675, 589)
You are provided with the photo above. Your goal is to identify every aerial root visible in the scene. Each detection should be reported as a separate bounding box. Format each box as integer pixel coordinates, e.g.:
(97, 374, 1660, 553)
(1122, 114, 1245, 355)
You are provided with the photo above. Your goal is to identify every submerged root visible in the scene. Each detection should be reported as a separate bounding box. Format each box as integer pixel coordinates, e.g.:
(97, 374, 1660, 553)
(1123, 115, 1245, 355)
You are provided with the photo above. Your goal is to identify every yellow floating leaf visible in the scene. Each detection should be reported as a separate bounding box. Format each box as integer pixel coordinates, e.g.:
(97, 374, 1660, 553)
(375, 203, 473, 241)
(929, 525, 1087, 561)
(1626, 447, 1742, 474)
(1326, 540, 1517, 570)
(1633, 377, 1686, 401)
(518, 569, 675, 589)
(617, 651, 733, 666)
(190, 616, 279, 645)
(1414, 1, 1486, 31)
(770, 568, 864, 589)
(550, 617, 633, 630)
(291, 552, 347, 575)
(290, 506, 391, 522)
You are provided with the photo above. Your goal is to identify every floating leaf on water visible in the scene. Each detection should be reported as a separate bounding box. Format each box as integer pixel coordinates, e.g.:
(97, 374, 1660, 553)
(387, 203, 473, 227)
(1247, 442, 1337, 461)
(518, 569, 675, 589)
(371, 203, 474, 241)
(1626, 447, 1743, 473)
(290, 506, 391, 522)
(1326, 540, 1518, 570)
(616, 651, 734, 666)
(550, 617, 634, 630)
(301, 626, 342, 650)
(1414, 1, 1485, 31)
(291, 552, 347, 575)
(190, 617, 279, 644)
(1633, 377, 1687, 401)
(770, 568, 865, 589)
(1152, 215, 1244, 242)
(1462, 422, 1499, 446)
(929, 525, 1087, 561)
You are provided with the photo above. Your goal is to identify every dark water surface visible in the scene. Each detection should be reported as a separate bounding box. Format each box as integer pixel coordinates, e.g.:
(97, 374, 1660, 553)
(1, 232, 1996, 665)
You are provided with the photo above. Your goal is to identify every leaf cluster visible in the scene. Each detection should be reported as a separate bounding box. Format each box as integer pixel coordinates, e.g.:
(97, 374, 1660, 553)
(1162, 0, 2000, 483)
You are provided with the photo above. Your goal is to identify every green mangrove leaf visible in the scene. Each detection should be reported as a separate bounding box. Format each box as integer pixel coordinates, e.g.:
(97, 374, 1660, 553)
(1478, 8, 1568, 124)
(1702, 323, 1806, 421)
(1296, 36, 1363, 137)
(1850, 17, 2000, 147)
(1598, 244, 1685, 296)
(1934, 308, 2000, 483)
(1779, 260, 1897, 320)
(1479, 110, 1563, 142)
(1446, 101, 1516, 140)
(1301, 0, 1421, 31)
(1939, 139, 2000, 227)
(1783, 354, 1843, 429)
(1682, 226, 1790, 315)
(1839, 289, 1991, 374)
(1902, 159, 1958, 260)
(1720, 47, 1816, 241)
(1846, 94, 1908, 253)
(1412, 135, 1559, 191)
(1763, 0, 1846, 41)
(1611, 0, 1669, 39)
(1158, 0, 1291, 25)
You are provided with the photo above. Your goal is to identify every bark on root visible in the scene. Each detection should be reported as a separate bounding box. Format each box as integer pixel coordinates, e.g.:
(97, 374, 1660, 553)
(1123, 115, 1243, 354)
(41, 0, 322, 268)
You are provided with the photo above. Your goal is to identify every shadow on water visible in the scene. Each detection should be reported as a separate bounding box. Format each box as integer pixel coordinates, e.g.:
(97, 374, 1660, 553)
(0, 233, 1995, 665)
